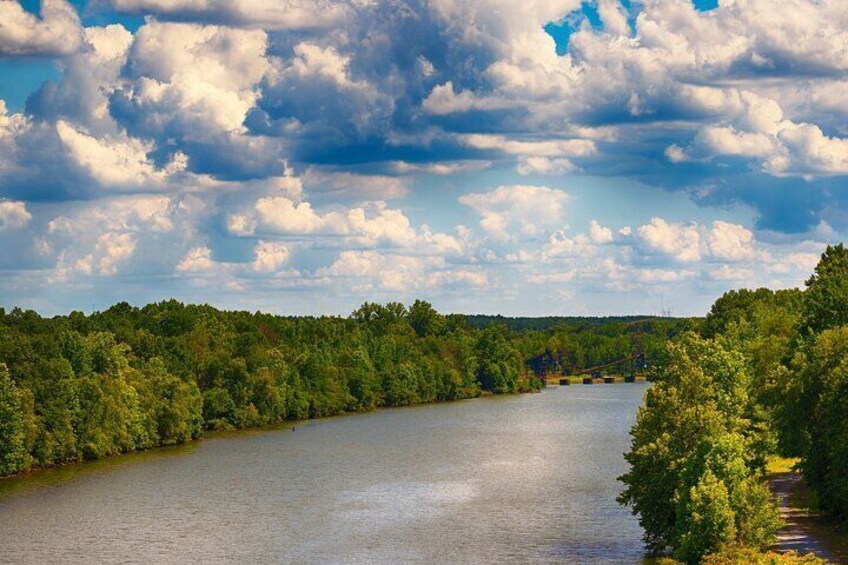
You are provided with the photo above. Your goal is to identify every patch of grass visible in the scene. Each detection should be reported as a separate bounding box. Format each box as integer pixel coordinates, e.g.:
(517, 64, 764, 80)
(766, 456, 801, 475)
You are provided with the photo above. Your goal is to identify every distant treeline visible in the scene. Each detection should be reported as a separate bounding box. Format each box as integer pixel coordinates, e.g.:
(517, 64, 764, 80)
(0, 300, 686, 477)
(620, 244, 848, 565)
(465, 314, 685, 332)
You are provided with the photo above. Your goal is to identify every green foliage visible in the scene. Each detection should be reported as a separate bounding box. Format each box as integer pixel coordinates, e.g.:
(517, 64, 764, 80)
(719, 245, 848, 524)
(0, 299, 572, 477)
(785, 326, 848, 522)
(801, 244, 848, 334)
(0, 364, 27, 475)
(619, 335, 780, 563)
(701, 547, 828, 565)
(664, 244, 848, 562)
(408, 300, 446, 337)
(703, 289, 801, 340)
(675, 470, 737, 564)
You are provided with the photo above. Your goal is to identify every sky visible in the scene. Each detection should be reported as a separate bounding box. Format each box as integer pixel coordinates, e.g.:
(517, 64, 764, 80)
(0, 0, 846, 317)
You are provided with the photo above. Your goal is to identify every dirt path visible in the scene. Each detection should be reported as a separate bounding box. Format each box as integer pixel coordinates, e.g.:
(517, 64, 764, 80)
(770, 472, 848, 563)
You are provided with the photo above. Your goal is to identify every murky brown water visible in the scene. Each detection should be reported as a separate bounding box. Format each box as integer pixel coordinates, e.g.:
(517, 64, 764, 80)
(0, 384, 651, 564)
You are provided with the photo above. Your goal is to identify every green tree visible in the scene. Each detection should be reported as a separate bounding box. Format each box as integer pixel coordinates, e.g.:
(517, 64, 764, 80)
(202, 388, 236, 430)
(800, 244, 848, 334)
(619, 335, 778, 560)
(408, 300, 445, 337)
(786, 327, 848, 521)
(0, 364, 27, 475)
(675, 470, 736, 564)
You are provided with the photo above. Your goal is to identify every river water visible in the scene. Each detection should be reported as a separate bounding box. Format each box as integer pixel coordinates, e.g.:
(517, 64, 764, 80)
(0, 383, 650, 564)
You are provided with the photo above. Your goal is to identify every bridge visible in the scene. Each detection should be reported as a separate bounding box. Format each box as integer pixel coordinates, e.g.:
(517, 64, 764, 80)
(561, 353, 648, 385)
(526, 316, 657, 386)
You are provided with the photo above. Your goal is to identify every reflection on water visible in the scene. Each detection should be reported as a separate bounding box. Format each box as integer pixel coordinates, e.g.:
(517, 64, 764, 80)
(0, 384, 652, 564)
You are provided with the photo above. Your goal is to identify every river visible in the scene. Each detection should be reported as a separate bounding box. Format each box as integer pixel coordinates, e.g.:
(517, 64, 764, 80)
(0, 383, 650, 564)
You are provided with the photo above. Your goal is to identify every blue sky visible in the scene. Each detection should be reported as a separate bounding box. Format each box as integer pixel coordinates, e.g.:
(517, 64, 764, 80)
(0, 0, 846, 317)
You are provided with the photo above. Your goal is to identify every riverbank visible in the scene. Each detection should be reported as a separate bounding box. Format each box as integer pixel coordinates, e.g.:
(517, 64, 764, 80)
(0, 384, 544, 483)
(769, 464, 848, 563)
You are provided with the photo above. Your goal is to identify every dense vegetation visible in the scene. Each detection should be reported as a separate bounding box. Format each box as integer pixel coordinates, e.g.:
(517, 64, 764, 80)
(466, 314, 678, 332)
(0, 299, 686, 478)
(619, 334, 781, 563)
(621, 243, 848, 563)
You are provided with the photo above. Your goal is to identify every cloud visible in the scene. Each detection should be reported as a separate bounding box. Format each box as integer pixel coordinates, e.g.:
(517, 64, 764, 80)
(302, 170, 411, 200)
(667, 104, 848, 178)
(116, 21, 269, 135)
(242, 197, 339, 235)
(706, 220, 761, 261)
(588, 220, 614, 244)
(596, 0, 630, 37)
(252, 241, 290, 273)
(771, 123, 848, 177)
(422, 81, 510, 115)
(319, 250, 437, 292)
(317, 248, 485, 293)
(769, 251, 821, 274)
(56, 120, 185, 188)
(229, 197, 445, 250)
(39, 195, 197, 282)
(2, 0, 848, 315)
(459, 185, 570, 240)
(516, 157, 576, 176)
(427, 269, 489, 289)
(111, 0, 354, 30)
(708, 264, 756, 282)
(26, 24, 134, 131)
(0, 0, 83, 56)
(92, 232, 137, 275)
(257, 39, 390, 145)
(285, 42, 362, 89)
(388, 160, 492, 176)
(0, 200, 32, 231)
(176, 246, 215, 272)
(636, 217, 701, 262)
(668, 127, 777, 163)
(544, 230, 593, 259)
(458, 134, 596, 158)
(54, 232, 136, 280)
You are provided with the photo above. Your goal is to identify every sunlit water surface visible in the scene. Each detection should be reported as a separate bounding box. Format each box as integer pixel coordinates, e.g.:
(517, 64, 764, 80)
(0, 383, 651, 564)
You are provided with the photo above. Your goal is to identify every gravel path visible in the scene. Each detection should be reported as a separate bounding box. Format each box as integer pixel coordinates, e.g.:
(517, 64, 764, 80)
(770, 472, 848, 563)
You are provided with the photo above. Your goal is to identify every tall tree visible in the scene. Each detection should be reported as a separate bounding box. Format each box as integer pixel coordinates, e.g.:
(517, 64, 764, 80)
(801, 243, 848, 334)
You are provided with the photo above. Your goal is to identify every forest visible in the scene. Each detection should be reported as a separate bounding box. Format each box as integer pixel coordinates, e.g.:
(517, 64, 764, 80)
(620, 244, 848, 564)
(0, 298, 687, 477)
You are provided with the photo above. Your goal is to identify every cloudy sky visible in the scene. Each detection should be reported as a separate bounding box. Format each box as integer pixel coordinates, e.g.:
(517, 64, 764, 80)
(0, 0, 845, 316)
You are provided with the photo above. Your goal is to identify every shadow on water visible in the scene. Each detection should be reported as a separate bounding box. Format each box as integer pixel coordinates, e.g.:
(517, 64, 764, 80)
(0, 442, 200, 502)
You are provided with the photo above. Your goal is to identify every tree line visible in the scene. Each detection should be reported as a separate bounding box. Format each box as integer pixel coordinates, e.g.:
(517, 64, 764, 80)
(620, 244, 848, 564)
(0, 299, 524, 476)
(0, 298, 687, 477)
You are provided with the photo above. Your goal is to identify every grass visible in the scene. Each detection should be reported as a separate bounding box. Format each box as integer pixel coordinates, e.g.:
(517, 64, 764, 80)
(767, 456, 801, 475)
